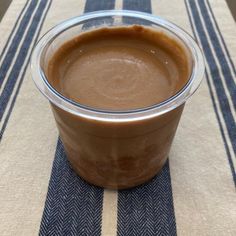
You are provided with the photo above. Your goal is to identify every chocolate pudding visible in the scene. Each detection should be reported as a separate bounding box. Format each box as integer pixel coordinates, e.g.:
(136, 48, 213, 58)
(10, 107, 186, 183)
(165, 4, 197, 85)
(47, 25, 190, 189)
(48, 26, 189, 110)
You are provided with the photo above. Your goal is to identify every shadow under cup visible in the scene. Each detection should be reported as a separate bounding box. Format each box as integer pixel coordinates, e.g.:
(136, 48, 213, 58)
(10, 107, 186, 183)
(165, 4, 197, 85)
(31, 10, 205, 189)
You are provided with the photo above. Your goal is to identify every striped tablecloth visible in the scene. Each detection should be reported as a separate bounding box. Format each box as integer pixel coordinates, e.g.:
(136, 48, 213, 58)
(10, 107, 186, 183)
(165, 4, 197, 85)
(0, 0, 235, 235)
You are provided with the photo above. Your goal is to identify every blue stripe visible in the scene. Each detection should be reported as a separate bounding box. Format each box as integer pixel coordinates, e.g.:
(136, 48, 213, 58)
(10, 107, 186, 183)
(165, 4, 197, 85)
(0, 0, 30, 61)
(39, 140, 104, 236)
(185, 0, 236, 185)
(123, 0, 152, 13)
(117, 161, 176, 236)
(187, 0, 236, 155)
(117, 2, 177, 235)
(205, 0, 236, 75)
(0, 0, 52, 142)
(198, 0, 236, 109)
(0, 0, 48, 122)
(83, 0, 116, 28)
(0, 0, 37, 89)
(123, 0, 152, 25)
(84, 0, 115, 11)
(205, 73, 236, 186)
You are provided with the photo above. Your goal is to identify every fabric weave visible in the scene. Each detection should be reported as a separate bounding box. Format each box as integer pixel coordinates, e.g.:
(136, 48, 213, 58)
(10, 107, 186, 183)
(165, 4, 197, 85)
(0, 0, 235, 235)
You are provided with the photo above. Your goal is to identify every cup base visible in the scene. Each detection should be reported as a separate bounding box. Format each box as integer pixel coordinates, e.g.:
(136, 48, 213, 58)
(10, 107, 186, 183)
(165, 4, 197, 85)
(68, 156, 167, 190)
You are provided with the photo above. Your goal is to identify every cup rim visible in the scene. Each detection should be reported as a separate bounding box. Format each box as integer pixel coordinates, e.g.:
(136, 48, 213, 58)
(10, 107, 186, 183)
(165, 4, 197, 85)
(31, 10, 205, 122)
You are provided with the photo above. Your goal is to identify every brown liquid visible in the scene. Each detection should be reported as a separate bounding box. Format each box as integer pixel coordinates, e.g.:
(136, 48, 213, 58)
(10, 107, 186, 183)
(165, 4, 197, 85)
(47, 26, 190, 189)
(48, 25, 189, 110)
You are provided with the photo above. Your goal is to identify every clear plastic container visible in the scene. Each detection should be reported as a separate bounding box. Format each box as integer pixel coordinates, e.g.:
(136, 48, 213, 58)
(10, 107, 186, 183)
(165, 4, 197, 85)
(31, 10, 205, 189)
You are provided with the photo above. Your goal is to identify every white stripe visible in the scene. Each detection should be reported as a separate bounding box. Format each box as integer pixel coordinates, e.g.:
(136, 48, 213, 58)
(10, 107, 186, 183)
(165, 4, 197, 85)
(0, 0, 40, 96)
(195, 0, 236, 120)
(204, 0, 236, 77)
(115, 0, 123, 10)
(185, 0, 236, 169)
(0, 0, 50, 133)
(0, 0, 30, 65)
(101, 190, 118, 236)
(114, 0, 123, 24)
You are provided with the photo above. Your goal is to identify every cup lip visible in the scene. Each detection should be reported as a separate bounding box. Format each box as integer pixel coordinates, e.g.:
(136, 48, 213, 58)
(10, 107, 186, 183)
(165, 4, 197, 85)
(31, 10, 205, 122)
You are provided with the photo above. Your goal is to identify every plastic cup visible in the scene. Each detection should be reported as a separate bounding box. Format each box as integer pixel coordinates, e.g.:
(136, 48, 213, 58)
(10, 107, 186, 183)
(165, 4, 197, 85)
(31, 10, 205, 189)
